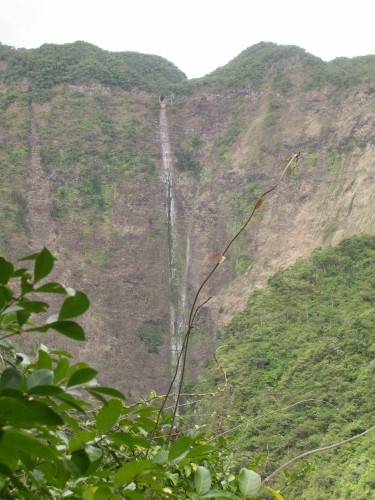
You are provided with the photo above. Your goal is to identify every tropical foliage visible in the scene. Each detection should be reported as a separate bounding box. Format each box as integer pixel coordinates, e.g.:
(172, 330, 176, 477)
(0, 247, 283, 499)
(0, 42, 186, 101)
(188, 235, 375, 499)
(198, 42, 375, 91)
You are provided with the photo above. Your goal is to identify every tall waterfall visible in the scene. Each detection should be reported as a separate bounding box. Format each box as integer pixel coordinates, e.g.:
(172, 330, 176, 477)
(159, 101, 187, 392)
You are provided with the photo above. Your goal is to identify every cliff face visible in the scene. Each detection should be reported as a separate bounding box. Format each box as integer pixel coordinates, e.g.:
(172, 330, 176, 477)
(1, 42, 374, 397)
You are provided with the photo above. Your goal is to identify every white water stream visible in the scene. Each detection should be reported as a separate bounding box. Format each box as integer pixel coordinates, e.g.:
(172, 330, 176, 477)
(159, 101, 188, 392)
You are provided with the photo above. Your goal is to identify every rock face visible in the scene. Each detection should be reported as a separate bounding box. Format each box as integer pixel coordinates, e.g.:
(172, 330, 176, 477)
(1, 42, 374, 397)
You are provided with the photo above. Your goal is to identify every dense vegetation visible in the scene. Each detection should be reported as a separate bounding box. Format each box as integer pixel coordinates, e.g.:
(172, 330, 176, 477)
(197, 42, 375, 91)
(38, 91, 158, 220)
(3, 41, 375, 102)
(0, 41, 186, 101)
(188, 234, 375, 498)
(0, 247, 287, 499)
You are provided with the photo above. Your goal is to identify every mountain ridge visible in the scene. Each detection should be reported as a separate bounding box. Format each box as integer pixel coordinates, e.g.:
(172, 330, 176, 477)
(3, 40, 375, 98)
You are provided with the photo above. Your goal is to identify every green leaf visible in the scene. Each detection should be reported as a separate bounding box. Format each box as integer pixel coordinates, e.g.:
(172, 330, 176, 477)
(0, 388, 24, 397)
(195, 466, 212, 495)
(93, 486, 118, 499)
(130, 434, 149, 448)
(0, 291, 5, 311)
(168, 471, 179, 486)
(59, 291, 90, 320)
(0, 338, 13, 349)
(1, 428, 57, 460)
(265, 487, 285, 500)
(12, 267, 28, 277)
(82, 486, 98, 500)
(83, 486, 120, 500)
(28, 385, 64, 395)
(21, 273, 33, 294)
(70, 431, 96, 452)
(153, 450, 169, 465)
(2, 304, 24, 314)
(19, 299, 49, 313)
(0, 438, 19, 470)
(238, 468, 261, 498)
(114, 460, 158, 486)
(26, 369, 54, 391)
(85, 390, 106, 405)
(85, 444, 103, 463)
(37, 348, 52, 369)
(17, 450, 37, 473)
(0, 458, 18, 477)
(32, 320, 85, 340)
(50, 320, 85, 340)
(0, 257, 14, 285)
(0, 285, 13, 310)
(54, 357, 70, 383)
(201, 491, 238, 499)
(87, 386, 126, 400)
(0, 397, 63, 427)
(96, 399, 123, 433)
(67, 368, 98, 387)
(18, 252, 39, 261)
(51, 348, 73, 358)
(0, 368, 24, 390)
(35, 282, 66, 293)
(120, 490, 143, 500)
(184, 464, 192, 477)
(16, 308, 31, 327)
(34, 247, 55, 283)
(71, 449, 91, 474)
(168, 435, 193, 463)
(187, 444, 217, 458)
(55, 393, 87, 413)
(109, 431, 134, 449)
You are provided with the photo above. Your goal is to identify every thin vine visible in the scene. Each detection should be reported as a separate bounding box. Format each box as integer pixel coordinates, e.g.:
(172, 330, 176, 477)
(146, 152, 301, 450)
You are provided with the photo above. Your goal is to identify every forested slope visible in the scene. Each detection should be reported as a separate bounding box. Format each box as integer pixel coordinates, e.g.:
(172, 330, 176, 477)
(189, 234, 375, 499)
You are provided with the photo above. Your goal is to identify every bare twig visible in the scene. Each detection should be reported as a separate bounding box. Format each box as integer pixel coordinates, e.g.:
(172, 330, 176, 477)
(150, 153, 301, 450)
(262, 425, 375, 485)
(0, 332, 21, 341)
(166, 154, 301, 443)
(138, 345, 228, 409)
(145, 334, 227, 454)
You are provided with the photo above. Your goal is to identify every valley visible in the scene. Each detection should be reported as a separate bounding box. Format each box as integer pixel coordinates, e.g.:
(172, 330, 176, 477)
(0, 40, 374, 498)
(1, 42, 374, 396)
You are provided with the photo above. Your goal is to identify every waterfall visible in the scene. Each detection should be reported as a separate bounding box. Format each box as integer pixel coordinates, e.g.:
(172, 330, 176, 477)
(159, 101, 186, 392)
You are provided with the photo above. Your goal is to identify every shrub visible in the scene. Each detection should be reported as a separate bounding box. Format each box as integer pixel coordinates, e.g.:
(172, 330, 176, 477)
(0, 247, 266, 499)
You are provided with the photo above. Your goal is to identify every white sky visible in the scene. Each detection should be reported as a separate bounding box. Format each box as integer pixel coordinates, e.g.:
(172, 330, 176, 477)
(1, 0, 375, 79)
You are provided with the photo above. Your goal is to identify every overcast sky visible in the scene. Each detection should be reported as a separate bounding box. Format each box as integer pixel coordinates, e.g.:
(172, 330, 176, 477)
(1, 0, 374, 79)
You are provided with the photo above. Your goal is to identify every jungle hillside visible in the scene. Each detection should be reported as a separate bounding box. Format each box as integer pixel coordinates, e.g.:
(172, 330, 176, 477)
(188, 235, 375, 499)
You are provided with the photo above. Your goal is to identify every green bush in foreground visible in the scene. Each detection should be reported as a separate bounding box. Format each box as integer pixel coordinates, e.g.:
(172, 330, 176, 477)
(0, 247, 279, 499)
